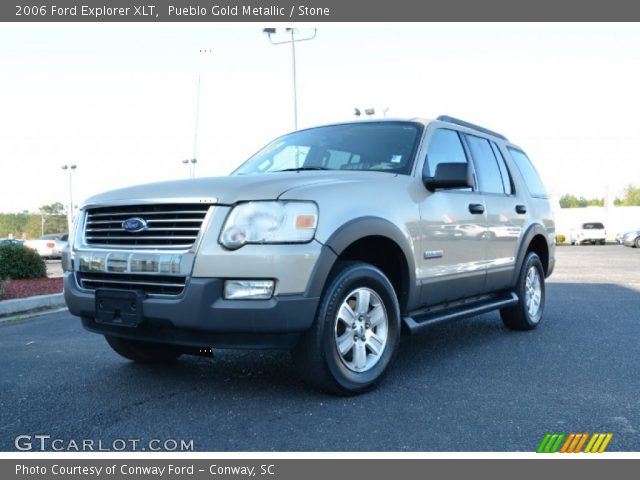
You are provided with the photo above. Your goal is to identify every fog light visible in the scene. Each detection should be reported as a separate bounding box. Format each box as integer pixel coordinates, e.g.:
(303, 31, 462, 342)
(223, 280, 274, 300)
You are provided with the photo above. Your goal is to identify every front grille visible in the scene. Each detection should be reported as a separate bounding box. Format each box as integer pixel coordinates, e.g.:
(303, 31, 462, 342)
(84, 203, 211, 249)
(77, 272, 186, 296)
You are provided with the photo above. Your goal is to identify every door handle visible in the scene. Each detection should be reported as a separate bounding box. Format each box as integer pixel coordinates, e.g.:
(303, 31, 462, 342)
(468, 203, 485, 214)
(515, 204, 527, 214)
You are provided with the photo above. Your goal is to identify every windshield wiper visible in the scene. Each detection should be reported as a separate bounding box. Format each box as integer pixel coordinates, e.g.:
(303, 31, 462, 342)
(274, 167, 330, 172)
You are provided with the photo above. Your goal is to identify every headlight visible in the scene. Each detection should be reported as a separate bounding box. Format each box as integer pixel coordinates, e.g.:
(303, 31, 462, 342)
(220, 201, 318, 250)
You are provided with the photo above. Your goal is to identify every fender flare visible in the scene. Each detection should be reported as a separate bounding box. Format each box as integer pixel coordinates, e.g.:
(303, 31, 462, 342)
(304, 217, 418, 309)
(512, 223, 551, 285)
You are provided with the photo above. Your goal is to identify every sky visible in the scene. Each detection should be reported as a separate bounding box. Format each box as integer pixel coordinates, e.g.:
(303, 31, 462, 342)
(1, 23, 640, 213)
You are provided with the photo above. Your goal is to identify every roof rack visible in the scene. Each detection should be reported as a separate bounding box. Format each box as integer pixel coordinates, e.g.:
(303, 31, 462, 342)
(437, 115, 508, 141)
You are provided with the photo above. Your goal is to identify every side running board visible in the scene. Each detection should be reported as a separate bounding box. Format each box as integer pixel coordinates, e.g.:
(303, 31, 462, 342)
(402, 292, 519, 334)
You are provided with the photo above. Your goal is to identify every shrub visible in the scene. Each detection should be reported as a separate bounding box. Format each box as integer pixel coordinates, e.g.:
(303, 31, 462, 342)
(0, 244, 47, 279)
(556, 234, 567, 244)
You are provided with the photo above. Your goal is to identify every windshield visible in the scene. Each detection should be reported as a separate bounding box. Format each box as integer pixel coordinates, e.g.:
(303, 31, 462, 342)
(583, 223, 605, 229)
(233, 122, 423, 176)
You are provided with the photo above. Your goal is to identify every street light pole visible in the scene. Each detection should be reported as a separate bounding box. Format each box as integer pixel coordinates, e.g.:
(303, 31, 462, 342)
(192, 74, 201, 169)
(290, 29, 298, 130)
(61, 164, 77, 233)
(181, 158, 197, 179)
(263, 28, 317, 131)
(186, 48, 212, 180)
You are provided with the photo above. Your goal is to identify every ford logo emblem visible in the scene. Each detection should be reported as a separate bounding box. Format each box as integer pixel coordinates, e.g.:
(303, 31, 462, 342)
(121, 217, 148, 233)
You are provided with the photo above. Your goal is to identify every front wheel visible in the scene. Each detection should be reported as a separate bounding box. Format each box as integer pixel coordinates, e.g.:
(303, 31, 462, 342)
(501, 252, 546, 330)
(293, 262, 401, 395)
(635, 237, 640, 248)
(105, 335, 183, 363)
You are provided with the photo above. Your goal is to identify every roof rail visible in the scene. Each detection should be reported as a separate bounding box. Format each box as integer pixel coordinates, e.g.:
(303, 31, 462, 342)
(437, 115, 508, 141)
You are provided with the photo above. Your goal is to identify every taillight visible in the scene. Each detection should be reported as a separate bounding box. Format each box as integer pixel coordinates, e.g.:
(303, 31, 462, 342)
(46, 242, 55, 248)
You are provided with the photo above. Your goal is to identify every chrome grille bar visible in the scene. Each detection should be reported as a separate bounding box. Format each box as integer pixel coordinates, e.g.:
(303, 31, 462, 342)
(83, 203, 211, 249)
(76, 272, 187, 296)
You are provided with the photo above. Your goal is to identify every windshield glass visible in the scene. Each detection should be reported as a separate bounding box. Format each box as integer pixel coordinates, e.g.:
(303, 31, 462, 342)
(233, 122, 423, 176)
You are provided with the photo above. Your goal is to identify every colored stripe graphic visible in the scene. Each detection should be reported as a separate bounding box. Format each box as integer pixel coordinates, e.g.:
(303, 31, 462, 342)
(538, 433, 613, 453)
(560, 433, 576, 453)
(537, 434, 551, 453)
(573, 433, 589, 453)
(562, 433, 587, 453)
(584, 433, 614, 453)
(536, 433, 565, 453)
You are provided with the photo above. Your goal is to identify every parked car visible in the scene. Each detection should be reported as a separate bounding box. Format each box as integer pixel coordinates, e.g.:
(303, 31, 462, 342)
(63, 116, 555, 394)
(0, 238, 25, 246)
(619, 229, 640, 248)
(569, 222, 607, 245)
(25, 233, 68, 259)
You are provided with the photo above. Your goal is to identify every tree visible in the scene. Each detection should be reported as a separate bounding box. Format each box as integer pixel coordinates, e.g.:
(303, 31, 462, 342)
(40, 202, 65, 216)
(559, 194, 604, 208)
(35, 202, 68, 237)
(0, 213, 29, 238)
(614, 184, 640, 206)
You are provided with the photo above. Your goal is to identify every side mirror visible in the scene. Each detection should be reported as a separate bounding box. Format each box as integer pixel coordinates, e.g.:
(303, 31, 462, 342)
(423, 162, 473, 192)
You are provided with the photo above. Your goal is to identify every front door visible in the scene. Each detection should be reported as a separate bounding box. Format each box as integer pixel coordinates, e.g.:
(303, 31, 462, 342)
(418, 128, 488, 306)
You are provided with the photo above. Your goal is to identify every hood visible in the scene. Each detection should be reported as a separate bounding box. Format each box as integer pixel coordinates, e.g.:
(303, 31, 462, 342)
(81, 171, 378, 207)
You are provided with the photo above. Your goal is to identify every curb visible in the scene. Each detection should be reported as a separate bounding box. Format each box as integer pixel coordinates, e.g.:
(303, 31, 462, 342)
(0, 293, 66, 318)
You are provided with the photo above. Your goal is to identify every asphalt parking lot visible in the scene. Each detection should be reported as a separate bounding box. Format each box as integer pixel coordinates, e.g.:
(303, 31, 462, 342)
(1, 245, 638, 451)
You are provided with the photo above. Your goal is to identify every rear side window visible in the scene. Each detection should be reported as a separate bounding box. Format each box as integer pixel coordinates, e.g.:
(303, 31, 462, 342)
(508, 148, 547, 197)
(465, 134, 505, 194)
(490, 142, 513, 194)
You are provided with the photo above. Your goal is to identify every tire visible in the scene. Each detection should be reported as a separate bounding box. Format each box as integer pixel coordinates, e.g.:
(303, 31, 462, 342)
(501, 252, 545, 331)
(635, 237, 640, 248)
(104, 335, 183, 363)
(292, 262, 401, 395)
(599, 240, 606, 245)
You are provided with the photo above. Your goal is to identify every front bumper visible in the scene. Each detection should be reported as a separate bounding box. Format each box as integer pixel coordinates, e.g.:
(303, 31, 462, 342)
(64, 273, 320, 349)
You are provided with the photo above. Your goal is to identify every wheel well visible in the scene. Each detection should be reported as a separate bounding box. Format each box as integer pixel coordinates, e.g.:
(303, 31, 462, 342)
(527, 234, 549, 275)
(335, 235, 410, 312)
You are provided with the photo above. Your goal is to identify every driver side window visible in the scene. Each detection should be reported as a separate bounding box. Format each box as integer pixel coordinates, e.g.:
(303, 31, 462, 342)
(425, 129, 471, 191)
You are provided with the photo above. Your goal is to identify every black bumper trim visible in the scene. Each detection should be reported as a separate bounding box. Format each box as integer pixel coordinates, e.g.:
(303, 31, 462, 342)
(81, 316, 302, 350)
(64, 273, 319, 349)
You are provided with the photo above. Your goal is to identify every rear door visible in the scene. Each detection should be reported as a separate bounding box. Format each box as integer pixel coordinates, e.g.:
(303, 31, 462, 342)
(462, 134, 524, 292)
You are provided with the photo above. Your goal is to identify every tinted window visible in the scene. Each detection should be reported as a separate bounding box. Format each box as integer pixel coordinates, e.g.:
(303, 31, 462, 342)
(583, 223, 605, 230)
(269, 145, 310, 171)
(234, 122, 422, 175)
(465, 135, 504, 194)
(508, 148, 547, 197)
(490, 142, 513, 194)
(323, 150, 361, 170)
(426, 129, 468, 176)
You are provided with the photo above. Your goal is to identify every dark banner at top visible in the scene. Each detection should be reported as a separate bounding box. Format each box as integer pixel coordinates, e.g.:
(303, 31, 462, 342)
(3, 0, 640, 22)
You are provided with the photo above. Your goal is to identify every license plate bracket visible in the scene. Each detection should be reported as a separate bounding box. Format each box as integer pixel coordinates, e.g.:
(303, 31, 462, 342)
(95, 289, 145, 327)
